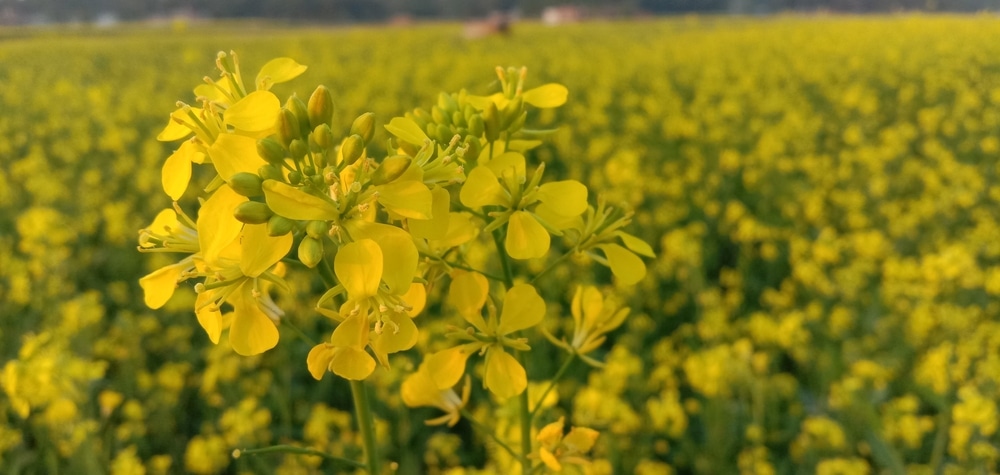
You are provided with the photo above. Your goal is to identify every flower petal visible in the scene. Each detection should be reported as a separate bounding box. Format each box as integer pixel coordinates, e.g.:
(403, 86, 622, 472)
(239, 223, 293, 277)
(224, 90, 280, 132)
(197, 186, 247, 266)
(162, 146, 193, 201)
(484, 348, 526, 399)
(597, 243, 646, 286)
(408, 186, 450, 240)
(262, 180, 340, 221)
(347, 222, 417, 295)
(335, 240, 383, 299)
(195, 291, 223, 344)
(402, 283, 427, 317)
(331, 313, 370, 348)
(384, 117, 429, 146)
(460, 166, 507, 208)
(228, 283, 279, 356)
(157, 109, 193, 141)
(372, 313, 417, 357)
(448, 270, 489, 330)
(617, 231, 656, 258)
(498, 283, 545, 335)
(537, 180, 588, 217)
(139, 262, 185, 309)
(208, 133, 268, 183)
(306, 344, 336, 380)
(522, 83, 569, 108)
(377, 180, 433, 220)
(330, 347, 376, 380)
(255, 57, 307, 88)
(425, 344, 477, 390)
(506, 211, 550, 260)
(401, 366, 442, 408)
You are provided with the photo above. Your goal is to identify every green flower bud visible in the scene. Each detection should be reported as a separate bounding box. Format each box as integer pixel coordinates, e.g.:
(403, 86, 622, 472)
(298, 236, 323, 268)
(288, 170, 303, 185)
(341, 134, 365, 165)
(276, 107, 301, 147)
(306, 220, 329, 239)
(463, 138, 481, 160)
(508, 111, 527, 134)
(483, 102, 500, 142)
(307, 85, 335, 129)
(287, 94, 311, 141)
(229, 172, 264, 197)
(312, 124, 334, 149)
(502, 96, 523, 129)
(412, 109, 432, 129)
(290, 139, 309, 161)
(468, 115, 485, 138)
(436, 124, 452, 144)
(267, 215, 295, 236)
(257, 137, 287, 166)
(258, 164, 284, 182)
(371, 155, 412, 185)
(350, 112, 375, 144)
(234, 201, 273, 224)
(431, 106, 448, 125)
(452, 111, 465, 127)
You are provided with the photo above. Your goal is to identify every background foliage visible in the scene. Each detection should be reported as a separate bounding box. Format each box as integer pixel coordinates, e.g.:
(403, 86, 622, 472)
(3, 15, 1000, 474)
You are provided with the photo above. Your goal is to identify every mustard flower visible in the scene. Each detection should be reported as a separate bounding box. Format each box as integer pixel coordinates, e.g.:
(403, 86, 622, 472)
(544, 286, 629, 367)
(533, 416, 600, 472)
(401, 364, 470, 427)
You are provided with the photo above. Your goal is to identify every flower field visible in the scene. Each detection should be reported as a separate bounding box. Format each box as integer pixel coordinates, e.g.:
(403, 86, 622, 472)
(3, 14, 1000, 474)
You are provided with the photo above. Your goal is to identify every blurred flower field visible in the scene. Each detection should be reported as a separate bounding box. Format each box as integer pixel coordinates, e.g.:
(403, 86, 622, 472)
(4, 14, 1000, 474)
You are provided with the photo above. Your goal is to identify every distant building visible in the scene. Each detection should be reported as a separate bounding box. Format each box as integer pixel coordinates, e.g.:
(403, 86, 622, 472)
(542, 5, 583, 25)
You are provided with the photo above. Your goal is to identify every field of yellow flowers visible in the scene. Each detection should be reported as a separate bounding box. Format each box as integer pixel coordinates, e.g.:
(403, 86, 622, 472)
(3, 14, 1000, 474)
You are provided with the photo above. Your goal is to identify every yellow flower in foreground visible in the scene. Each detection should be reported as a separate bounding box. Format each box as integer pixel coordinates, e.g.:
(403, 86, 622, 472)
(544, 286, 629, 367)
(424, 272, 545, 399)
(534, 416, 600, 472)
(138, 207, 200, 309)
(401, 364, 470, 427)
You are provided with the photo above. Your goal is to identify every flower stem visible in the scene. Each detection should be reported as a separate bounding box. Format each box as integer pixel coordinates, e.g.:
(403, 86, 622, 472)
(529, 353, 576, 420)
(530, 250, 573, 285)
(460, 408, 520, 460)
(234, 445, 365, 469)
(517, 351, 534, 471)
(350, 380, 380, 474)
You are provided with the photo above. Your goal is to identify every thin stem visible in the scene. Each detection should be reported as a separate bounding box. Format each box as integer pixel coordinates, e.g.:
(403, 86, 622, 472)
(234, 445, 365, 469)
(517, 351, 534, 471)
(529, 353, 576, 420)
(460, 408, 520, 460)
(491, 229, 514, 287)
(351, 380, 380, 474)
(530, 251, 574, 286)
(420, 252, 505, 282)
(318, 256, 337, 287)
(281, 319, 316, 346)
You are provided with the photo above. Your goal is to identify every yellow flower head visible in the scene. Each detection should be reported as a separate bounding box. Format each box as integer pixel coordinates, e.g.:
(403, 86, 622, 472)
(545, 286, 629, 367)
(534, 416, 600, 472)
(401, 364, 470, 427)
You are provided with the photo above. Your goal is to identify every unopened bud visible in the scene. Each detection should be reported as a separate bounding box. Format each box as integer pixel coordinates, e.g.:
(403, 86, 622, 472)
(312, 124, 334, 149)
(257, 137, 286, 165)
(298, 236, 323, 268)
(435, 124, 452, 144)
(288, 170, 303, 185)
(502, 96, 523, 129)
(371, 155, 412, 185)
(508, 111, 527, 134)
(468, 115, 484, 137)
(289, 139, 309, 161)
(258, 164, 284, 182)
(483, 102, 500, 142)
(431, 106, 447, 125)
(229, 172, 263, 197)
(341, 134, 365, 165)
(276, 107, 301, 147)
(307, 85, 335, 129)
(287, 94, 311, 141)
(306, 220, 328, 239)
(234, 201, 273, 224)
(350, 112, 375, 144)
(267, 215, 295, 236)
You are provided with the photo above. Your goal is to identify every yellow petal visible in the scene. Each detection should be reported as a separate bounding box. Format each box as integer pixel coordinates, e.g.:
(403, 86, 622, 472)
(425, 345, 476, 390)
(402, 283, 427, 317)
(564, 427, 600, 453)
(194, 79, 230, 104)
(228, 283, 279, 356)
(239, 223, 293, 277)
(466, 92, 508, 111)
(484, 152, 526, 178)
(596, 244, 647, 286)
(208, 133, 267, 182)
(139, 262, 185, 309)
(497, 283, 545, 335)
(335, 240, 383, 299)
(484, 348, 526, 399)
(577, 286, 604, 328)
(262, 180, 340, 221)
(539, 447, 562, 472)
(197, 186, 247, 265)
(617, 231, 656, 258)
(377, 180, 433, 220)
(306, 344, 336, 380)
(372, 313, 417, 356)
(448, 270, 489, 330)
(224, 90, 280, 132)
(401, 366, 441, 408)
(162, 147, 192, 201)
(347, 222, 417, 295)
(432, 212, 479, 248)
(522, 83, 569, 108)
(460, 166, 507, 208)
(331, 313, 370, 348)
(408, 186, 450, 240)
(384, 117, 429, 146)
(195, 291, 223, 344)
(330, 347, 376, 380)
(157, 109, 193, 141)
(537, 180, 588, 217)
(145, 209, 179, 237)
(537, 417, 565, 445)
(255, 57, 308, 88)
(506, 211, 550, 260)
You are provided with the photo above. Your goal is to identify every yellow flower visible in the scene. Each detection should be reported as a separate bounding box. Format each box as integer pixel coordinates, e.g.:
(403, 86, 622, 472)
(401, 364, 470, 427)
(534, 416, 600, 472)
(544, 286, 629, 367)
(137, 206, 200, 309)
(424, 272, 545, 399)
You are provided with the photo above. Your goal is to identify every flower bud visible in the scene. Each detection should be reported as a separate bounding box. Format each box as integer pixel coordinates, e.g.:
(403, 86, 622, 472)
(257, 137, 287, 166)
(290, 139, 309, 161)
(508, 111, 527, 134)
(431, 106, 448, 125)
(350, 112, 375, 144)
(435, 124, 452, 144)
(502, 96, 523, 129)
(267, 215, 295, 236)
(312, 124, 334, 149)
(306, 220, 329, 239)
(298, 236, 323, 268)
(276, 107, 301, 147)
(341, 134, 365, 165)
(229, 172, 264, 197)
(287, 94, 312, 141)
(467, 115, 484, 138)
(371, 155, 412, 185)
(452, 111, 466, 127)
(234, 201, 273, 224)
(483, 102, 500, 142)
(307, 85, 335, 129)
(288, 170, 303, 185)
(258, 164, 284, 182)
(463, 138, 481, 160)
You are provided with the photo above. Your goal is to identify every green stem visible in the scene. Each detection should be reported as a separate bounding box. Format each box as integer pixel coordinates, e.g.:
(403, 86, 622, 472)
(420, 252, 505, 282)
(351, 380, 380, 474)
(281, 319, 316, 346)
(529, 353, 576, 420)
(491, 230, 514, 287)
(318, 256, 337, 288)
(517, 351, 534, 471)
(460, 408, 520, 460)
(931, 388, 955, 475)
(530, 251, 574, 285)
(235, 445, 365, 469)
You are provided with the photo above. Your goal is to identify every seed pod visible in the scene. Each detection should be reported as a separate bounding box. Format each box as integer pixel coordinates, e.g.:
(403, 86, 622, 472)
(483, 102, 500, 143)
(371, 155, 412, 185)
(229, 172, 263, 197)
(341, 134, 365, 165)
(258, 164, 284, 182)
(298, 236, 323, 268)
(234, 201, 273, 224)
(307, 85, 335, 129)
(306, 220, 329, 239)
(350, 112, 375, 144)
(257, 137, 287, 165)
(287, 95, 311, 141)
(276, 107, 301, 147)
(267, 215, 295, 236)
